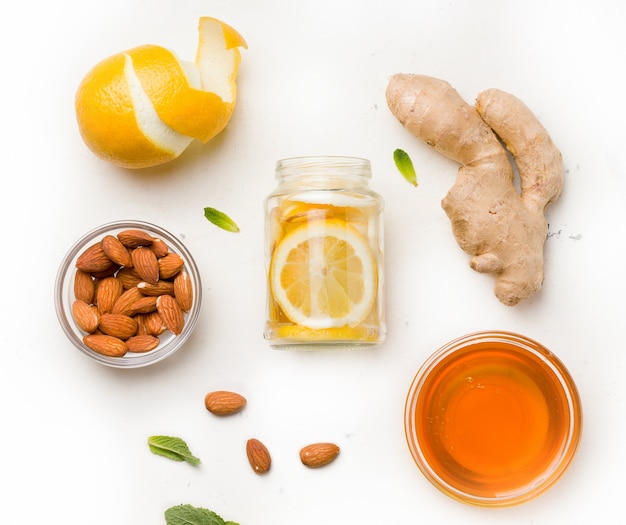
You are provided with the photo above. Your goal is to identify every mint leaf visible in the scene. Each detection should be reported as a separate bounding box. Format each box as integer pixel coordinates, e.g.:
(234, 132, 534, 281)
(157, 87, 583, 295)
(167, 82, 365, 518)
(164, 504, 238, 525)
(204, 207, 240, 233)
(148, 435, 201, 466)
(393, 148, 418, 186)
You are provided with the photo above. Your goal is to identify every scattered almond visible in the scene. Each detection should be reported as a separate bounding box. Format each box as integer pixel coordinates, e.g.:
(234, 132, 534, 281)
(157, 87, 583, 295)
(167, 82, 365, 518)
(71, 227, 194, 358)
(205, 391, 247, 416)
(299, 443, 340, 468)
(246, 438, 271, 475)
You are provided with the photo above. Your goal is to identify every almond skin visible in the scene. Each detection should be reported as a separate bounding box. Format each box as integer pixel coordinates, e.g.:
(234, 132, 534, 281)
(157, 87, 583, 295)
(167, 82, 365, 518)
(156, 294, 185, 335)
(72, 300, 100, 333)
(95, 276, 123, 314)
(117, 229, 154, 248)
(149, 238, 169, 258)
(101, 234, 133, 267)
(158, 252, 184, 279)
(205, 391, 247, 416)
(126, 334, 160, 353)
(76, 242, 113, 273)
(116, 267, 143, 289)
(137, 280, 175, 296)
(99, 313, 138, 340)
(111, 287, 145, 316)
(83, 334, 128, 357)
(132, 247, 160, 285)
(138, 311, 166, 336)
(246, 438, 271, 475)
(299, 443, 340, 468)
(129, 295, 158, 315)
(74, 269, 95, 304)
(174, 270, 193, 312)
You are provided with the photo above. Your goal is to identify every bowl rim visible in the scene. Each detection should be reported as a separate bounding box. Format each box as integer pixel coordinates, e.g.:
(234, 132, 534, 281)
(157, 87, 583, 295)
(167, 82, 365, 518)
(404, 330, 583, 507)
(54, 219, 202, 369)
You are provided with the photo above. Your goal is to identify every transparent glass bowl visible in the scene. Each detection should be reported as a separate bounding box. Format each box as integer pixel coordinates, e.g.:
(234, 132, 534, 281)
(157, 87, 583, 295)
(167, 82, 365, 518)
(404, 331, 582, 507)
(54, 220, 202, 368)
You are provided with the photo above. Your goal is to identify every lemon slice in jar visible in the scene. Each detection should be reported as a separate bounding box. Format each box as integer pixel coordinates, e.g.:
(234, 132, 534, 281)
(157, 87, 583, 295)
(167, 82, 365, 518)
(269, 219, 377, 329)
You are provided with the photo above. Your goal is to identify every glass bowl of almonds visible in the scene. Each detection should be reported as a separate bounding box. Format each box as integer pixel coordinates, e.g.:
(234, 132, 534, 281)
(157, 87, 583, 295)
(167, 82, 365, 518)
(54, 220, 202, 368)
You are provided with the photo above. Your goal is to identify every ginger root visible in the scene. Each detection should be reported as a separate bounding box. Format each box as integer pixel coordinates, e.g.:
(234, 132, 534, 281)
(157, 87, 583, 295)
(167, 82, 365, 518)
(386, 74, 563, 306)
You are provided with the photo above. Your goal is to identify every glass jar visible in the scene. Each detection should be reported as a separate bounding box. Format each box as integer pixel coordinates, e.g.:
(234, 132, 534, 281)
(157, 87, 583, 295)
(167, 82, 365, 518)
(264, 156, 385, 349)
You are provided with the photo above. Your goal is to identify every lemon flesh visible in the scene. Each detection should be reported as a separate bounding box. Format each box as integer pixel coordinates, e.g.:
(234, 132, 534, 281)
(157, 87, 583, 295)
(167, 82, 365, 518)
(269, 219, 377, 330)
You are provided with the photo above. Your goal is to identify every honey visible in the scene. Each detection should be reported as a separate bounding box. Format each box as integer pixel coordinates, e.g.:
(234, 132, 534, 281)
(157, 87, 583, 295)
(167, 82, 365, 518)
(405, 331, 582, 507)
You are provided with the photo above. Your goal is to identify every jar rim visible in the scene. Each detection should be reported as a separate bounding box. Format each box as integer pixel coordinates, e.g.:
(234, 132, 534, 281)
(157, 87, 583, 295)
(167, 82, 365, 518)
(275, 156, 371, 179)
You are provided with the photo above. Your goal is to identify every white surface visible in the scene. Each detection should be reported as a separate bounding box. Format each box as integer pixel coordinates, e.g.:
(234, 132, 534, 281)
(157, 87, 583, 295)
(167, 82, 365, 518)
(3, 0, 625, 523)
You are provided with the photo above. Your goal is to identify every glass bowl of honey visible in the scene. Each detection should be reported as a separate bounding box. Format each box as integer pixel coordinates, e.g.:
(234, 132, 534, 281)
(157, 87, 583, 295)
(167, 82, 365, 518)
(404, 331, 582, 507)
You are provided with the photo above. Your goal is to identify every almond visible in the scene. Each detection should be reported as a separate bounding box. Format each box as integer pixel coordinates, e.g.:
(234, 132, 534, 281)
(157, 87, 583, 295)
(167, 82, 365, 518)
(138, 280, 175, 296)
(205, 391, 247, 416)
(76, 242, 112, 273)
(111, 287, 145, 316)
(126, 334, 160, 353)
(116, 267, 143, 289)
(139, 311, 166, 336)
(72, 300, 100, 333)
(117, 229, 154, 248)
(158, 252, 184, 279)
(74, 269, 95, 304)
(156, 294, 184, 335)
(83, 334, 128, 357)
(174, 269, 193, 312)
(99, 313, 138, 340)
(132, 247, 159, 285)
(95, 276, 123, 314)
(299, 443, 340, 468)
(101, 234, 133, 267)
(90, 262, 121, 279)
(149, 238, 169, 258)
(129, 295, 158, 315)
(246, 438, 271, 474)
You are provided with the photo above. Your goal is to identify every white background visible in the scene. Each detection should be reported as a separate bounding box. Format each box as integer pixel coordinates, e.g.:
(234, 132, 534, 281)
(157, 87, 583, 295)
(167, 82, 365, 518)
(2, 1, 625, 523)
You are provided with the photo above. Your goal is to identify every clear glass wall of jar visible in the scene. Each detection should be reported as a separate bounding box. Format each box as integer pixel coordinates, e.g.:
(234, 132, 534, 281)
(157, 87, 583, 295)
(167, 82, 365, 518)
(264, 156, 385, 349)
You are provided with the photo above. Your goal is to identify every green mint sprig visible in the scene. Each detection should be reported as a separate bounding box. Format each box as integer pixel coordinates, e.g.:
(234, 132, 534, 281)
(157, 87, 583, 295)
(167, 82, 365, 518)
(148, 435, 201, 466)
(204, 207, 240, 232)
(393, 148, 418, 186)
(165, 504, 239, 525)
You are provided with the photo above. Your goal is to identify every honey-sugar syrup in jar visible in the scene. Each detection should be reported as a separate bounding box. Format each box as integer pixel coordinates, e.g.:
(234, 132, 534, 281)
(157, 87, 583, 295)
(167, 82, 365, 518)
(264, 156, 385, 349)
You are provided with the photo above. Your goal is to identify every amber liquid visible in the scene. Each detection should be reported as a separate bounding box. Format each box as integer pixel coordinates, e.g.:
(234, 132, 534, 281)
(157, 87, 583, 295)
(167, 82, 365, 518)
(264, 192, 384, 346)
(411, 340, 577, 502)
